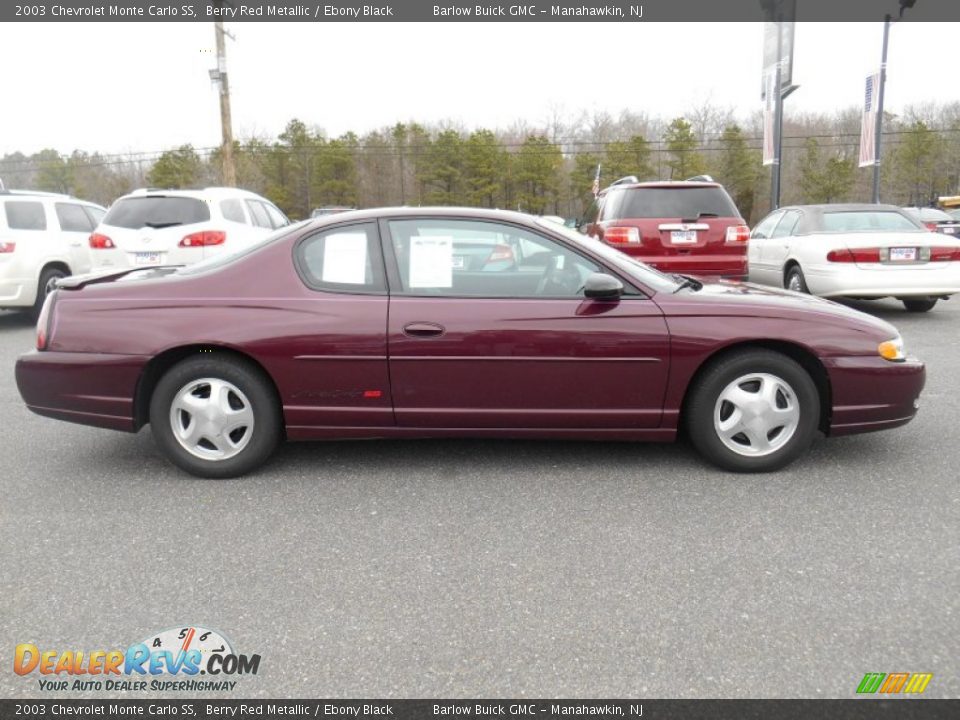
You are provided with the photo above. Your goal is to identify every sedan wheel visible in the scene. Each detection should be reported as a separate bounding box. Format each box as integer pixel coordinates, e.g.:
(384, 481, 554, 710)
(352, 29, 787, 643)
(32, 267, 66, 318)
(150, 356, 281, 478)
(686, 350, 819, 472)
(785, 266, 808, 294)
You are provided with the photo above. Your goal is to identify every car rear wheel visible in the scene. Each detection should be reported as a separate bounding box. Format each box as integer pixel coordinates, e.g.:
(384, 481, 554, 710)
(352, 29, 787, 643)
(149, 356, 281, 478)
(33, 267, 66, 318)
(685, 350, 820, 472)
(902, 297, 937, 312)
(784, 265, 808, 294)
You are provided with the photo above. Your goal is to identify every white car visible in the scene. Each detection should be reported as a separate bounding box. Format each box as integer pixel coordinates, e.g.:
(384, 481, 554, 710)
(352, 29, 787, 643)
(0, 190, 106, 315)
(90, 187, 289, 270)
(748, 203, 960, 312)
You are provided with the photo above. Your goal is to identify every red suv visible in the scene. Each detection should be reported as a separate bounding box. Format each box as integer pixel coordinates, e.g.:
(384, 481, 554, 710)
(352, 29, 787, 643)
(580, 177, 750, 279)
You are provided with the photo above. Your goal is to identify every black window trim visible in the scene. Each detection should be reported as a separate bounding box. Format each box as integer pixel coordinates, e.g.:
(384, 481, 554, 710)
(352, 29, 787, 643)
(292, 220, 389, 296)
(377, 215, 648, 300)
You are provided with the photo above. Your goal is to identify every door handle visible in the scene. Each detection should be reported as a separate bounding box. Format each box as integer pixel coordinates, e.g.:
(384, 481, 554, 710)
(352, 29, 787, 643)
(402, 322, 445, 338)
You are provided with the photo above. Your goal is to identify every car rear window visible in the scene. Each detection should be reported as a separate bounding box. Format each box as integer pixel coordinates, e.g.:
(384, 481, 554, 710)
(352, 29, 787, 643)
(4, 201, 47, 230)
(103, 196, 210, 229)
(604, 187, 739, 220)
(821, 211, 921, 233)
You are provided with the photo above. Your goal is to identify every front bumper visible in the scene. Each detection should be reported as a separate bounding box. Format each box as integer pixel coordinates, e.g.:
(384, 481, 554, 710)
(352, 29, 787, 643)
(825, 355, 925, 436)
(16, 350, 147, 432)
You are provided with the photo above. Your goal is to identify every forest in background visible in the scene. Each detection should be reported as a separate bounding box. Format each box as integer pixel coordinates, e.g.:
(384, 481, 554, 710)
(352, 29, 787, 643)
(2, 100, 959, 224)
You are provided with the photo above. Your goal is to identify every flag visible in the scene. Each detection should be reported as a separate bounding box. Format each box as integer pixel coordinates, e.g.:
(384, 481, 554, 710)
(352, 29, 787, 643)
(591, 163, 601, 197)
(859, 72, 881, 167)
(762, 70, 777, 166)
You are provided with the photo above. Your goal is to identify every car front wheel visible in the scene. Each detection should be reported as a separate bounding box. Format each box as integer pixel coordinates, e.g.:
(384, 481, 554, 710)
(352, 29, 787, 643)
(149, 355, 282, 478)
(685, 350, 820, 472)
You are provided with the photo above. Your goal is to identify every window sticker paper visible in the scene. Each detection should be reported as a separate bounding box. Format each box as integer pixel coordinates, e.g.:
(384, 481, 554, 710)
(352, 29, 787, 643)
(409, 235, 453, 288)
(322, 232, 368, 284)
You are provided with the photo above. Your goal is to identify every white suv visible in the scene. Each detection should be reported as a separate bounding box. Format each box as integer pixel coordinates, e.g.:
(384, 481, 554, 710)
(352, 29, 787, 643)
(0, 190, 106, 315)
(90, 187, 290, 270)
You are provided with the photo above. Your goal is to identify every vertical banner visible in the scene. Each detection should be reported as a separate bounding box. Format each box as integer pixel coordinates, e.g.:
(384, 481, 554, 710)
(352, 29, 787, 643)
(859, 71, 880, 167)
(762, 69, 777, 166)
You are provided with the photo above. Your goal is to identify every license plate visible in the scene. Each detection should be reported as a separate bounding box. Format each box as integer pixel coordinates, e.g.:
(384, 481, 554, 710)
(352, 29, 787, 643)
(942, 227, 957, 235)
(889, 247, 917, 262)
(671, 230, 697, 244)
(451, 255, 465, 269)
(134, 252, 162, 266)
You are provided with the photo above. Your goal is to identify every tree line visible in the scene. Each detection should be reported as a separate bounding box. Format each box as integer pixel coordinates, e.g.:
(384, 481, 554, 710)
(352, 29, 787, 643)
(2, 101, 959, 224)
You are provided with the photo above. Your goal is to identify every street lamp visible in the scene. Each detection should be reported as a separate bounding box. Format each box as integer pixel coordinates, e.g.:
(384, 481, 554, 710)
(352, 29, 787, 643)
(873, 0, 917, 203)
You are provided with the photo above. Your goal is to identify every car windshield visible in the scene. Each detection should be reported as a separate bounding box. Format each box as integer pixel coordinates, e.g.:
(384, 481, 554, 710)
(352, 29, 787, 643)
(177, 220, 310, 275)
(605, 187, 740, 219)
(820, 211, 923, 233)
(534, 218, 680, 292)
(103, 196, 210, 229)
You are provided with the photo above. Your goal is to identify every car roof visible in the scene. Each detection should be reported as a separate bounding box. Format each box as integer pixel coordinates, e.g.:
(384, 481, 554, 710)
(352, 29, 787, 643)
(0, 189, 73, 199)
(123, 187, 268, 200)
(774, 203, 906, 213)
(303, 206, 545, 228)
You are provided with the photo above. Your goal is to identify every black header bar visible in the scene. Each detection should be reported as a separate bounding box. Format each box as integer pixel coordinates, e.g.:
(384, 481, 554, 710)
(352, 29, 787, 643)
(5, 0, 960, 23)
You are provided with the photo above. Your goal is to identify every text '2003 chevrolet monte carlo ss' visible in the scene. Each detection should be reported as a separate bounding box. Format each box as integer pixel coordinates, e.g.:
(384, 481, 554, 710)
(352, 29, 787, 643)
(16, 207, 925, 478)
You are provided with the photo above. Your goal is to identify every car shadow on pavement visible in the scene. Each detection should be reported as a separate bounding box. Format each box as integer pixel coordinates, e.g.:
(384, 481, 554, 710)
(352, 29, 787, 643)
(0, 310, 34, 330)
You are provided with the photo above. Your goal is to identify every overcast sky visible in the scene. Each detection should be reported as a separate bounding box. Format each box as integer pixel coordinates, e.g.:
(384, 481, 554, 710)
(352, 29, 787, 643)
(2, 21, 958, 157)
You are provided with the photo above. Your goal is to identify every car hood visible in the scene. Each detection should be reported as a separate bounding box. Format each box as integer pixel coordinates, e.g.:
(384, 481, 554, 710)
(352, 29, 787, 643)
(663, 279, 900, 339)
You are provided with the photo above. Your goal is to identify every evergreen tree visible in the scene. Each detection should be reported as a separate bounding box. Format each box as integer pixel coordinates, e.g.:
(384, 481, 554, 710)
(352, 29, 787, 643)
(663, 118, 706, 179)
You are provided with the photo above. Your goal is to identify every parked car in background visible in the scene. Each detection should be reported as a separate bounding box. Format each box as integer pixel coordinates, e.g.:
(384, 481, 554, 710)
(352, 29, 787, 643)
(0, 189, 106, 316)
(310, 206, 355, 218)
(902, 206, 960, 236)
(749, 203, 960, 312)
(17, 207, 923, 479)
(89, 187, 289, 270)
(580, 177, 750, 280)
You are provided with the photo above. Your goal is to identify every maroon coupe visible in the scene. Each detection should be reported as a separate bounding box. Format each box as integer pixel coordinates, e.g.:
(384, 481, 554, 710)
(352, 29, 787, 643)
(16, 208, 925, 478)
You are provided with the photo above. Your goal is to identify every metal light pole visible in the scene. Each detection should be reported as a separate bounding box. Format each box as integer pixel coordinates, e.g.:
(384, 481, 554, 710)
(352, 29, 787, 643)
(872, 0, 916, 203)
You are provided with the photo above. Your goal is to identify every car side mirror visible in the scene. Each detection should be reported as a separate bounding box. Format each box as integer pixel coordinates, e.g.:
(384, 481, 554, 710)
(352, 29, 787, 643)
(583, 273, 623, 299)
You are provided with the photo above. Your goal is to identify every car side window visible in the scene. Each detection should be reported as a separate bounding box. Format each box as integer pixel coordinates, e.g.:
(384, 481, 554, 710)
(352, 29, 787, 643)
(387, 219, 602, 299)
(220, 199, 247, 224)
(5, 201, 47, 231)
(263, 202, 289, 229)
(771, 210, 801, 238)
(245, 200, 272, 229)
(55, 203, 94, 232)
(83, 206, 105, 227)
(295, 222, 386, 295)
(751, 212, 782, 239)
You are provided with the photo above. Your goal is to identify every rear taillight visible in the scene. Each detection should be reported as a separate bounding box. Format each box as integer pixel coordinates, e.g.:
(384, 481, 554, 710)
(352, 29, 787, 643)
(0, 242, 15, 253)
(89, 233, 115, 249)
(826, 248, 883, 263)
(725, 225, 750, 244)
(179, 230, 226, 247)
(604, 227, 641, 245)
(486, 243, 514, 264)
(36, 290, 56, 351)
(930, 246, 960, 262)
(923, 222, 938, 232)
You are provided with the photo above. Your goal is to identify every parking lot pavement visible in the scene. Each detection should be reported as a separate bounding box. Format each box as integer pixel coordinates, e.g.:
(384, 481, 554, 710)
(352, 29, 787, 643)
(0, 298, 957, 700)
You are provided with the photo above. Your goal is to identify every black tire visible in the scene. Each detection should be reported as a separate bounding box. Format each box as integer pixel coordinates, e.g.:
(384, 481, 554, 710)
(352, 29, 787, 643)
(784, 265, 808, 294)
(902, 297, 937, 313)
(685, 349, 820, 473)
(32, 266, 67, 319)
(149, 355, 282, 478)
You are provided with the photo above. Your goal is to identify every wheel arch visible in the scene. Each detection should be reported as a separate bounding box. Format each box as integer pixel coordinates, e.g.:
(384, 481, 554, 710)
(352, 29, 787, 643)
(679, 340, 832, 435)
(782, 259, 801, 287)
(133, 344, 284, 433)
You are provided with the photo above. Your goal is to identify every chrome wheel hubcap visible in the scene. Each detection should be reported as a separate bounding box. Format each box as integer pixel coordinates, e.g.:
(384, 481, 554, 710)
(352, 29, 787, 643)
(714, 373, 800, 457)
(787, 274, 802, 292)
(169, 378, 254, 461)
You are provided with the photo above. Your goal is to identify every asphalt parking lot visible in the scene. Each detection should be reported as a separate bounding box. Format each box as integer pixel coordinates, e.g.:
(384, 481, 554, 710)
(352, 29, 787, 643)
(0, 297, 957, 700)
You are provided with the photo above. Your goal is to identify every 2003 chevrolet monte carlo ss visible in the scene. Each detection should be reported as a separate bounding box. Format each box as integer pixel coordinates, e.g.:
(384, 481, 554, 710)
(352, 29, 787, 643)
(15, 207, 925, 478)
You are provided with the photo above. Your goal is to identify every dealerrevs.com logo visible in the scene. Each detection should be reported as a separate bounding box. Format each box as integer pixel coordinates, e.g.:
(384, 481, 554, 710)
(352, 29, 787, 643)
(14, 626, 261, 692)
